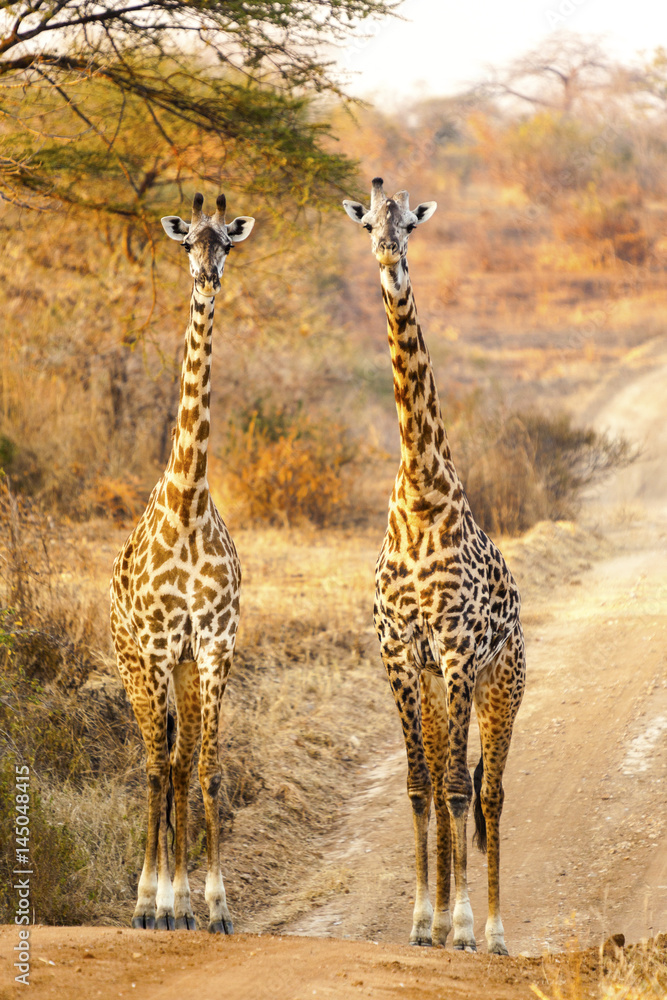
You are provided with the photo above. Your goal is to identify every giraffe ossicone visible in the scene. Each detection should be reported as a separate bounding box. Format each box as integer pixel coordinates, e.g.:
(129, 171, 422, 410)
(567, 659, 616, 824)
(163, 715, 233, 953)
(110, 191, 254, 934)
(343, 178, 526, 955)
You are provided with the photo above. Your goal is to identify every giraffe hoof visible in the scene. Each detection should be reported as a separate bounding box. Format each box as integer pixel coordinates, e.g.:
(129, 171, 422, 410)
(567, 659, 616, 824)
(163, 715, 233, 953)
(489, 943, 509, 956)
(208, 918, 233, 935)
(453, 941, 477, 953)
(131, 915, 156, 930)
(175, 915, 197, 931)
(156, 914, 175, 931)
(409, 937, 433, 947)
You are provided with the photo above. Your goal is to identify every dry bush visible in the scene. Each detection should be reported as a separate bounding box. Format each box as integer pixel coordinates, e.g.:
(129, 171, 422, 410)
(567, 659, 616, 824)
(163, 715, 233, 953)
(0, 479, 107, 688)
(533, 934, 667, 1000)
(600, 934, 667, 999)
(0, 207, 176, 520)
(555, 196, 652, 265)
(217, 403, 360, 527)
(467, 220, 533, 273)
(451, 405, 633, 536)
(0, 479, 146, 922)
(612, 231, 651, 266)
(473, 111, 599, 204)
(0, 754, 90, 925)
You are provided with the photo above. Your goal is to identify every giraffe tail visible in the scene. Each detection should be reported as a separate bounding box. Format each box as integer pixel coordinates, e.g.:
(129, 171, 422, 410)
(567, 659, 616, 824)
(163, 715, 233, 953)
(166, 710, 176, 846)
(472, 755, 487, 854)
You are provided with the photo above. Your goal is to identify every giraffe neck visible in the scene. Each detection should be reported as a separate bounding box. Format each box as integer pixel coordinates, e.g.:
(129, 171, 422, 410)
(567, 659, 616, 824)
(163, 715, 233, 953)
(380, 258, 454, 494)
(165, 286, 215, 495)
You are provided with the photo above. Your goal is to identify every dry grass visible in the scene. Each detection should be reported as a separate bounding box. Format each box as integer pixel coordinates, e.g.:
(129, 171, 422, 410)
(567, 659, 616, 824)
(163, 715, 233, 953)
(530, 934, 667, 1000)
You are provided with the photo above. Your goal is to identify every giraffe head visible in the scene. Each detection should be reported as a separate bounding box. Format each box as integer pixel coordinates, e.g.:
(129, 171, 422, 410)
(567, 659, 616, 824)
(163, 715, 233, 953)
(342, 178, 437, 266)
(161, 192, 255, 296)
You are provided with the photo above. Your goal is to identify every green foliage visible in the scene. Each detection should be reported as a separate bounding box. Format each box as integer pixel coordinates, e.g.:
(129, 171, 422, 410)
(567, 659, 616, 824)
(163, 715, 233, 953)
(3, 66, 358, 218)
(0, 0, 398, 213)
(0, 435, 16, 471)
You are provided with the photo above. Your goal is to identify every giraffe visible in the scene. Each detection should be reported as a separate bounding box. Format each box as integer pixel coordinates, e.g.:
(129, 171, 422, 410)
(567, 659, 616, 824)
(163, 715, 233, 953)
(110, 191, 255, 933)
(343, 178, 525, 955)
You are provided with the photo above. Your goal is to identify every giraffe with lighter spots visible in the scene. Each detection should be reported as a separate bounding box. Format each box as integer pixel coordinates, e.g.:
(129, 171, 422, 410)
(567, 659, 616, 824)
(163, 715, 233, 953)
(110, 191, 254, 933)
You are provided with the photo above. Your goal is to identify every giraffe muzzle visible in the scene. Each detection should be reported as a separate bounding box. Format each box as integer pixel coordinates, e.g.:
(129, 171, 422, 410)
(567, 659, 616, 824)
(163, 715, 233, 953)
(376, 240, 401, 265)
(197, 274, 221, 296)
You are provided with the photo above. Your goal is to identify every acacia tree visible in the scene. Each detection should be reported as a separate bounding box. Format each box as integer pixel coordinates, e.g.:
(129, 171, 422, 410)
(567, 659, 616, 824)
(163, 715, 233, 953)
(488, 34, 618, 116)
(0, 0, 398, 214)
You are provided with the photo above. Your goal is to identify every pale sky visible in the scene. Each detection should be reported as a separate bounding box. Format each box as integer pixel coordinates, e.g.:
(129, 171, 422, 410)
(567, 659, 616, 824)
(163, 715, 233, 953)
(337, 0, 667, 102)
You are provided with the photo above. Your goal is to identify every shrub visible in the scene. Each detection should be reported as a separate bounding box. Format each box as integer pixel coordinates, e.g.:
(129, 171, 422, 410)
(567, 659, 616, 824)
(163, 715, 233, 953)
(555, 195, 651, 264)
(0, 753, 89, 924)
(452, 406, 633, 536)
(474, 111, 599, 204)
(0, 479, 102, 689)
(217, 402, 359, 527)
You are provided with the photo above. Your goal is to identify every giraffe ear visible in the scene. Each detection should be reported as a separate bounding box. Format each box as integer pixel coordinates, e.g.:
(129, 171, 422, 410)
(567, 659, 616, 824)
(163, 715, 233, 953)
(342, 200, 368, 224)
(413, 202, 437, 225)
(227, 216, 255, 243)
(161, 216, 191, 240)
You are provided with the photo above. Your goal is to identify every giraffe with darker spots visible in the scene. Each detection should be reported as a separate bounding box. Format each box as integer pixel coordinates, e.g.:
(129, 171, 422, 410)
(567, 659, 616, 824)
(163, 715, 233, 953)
(343, 178, 525, 955)
(110, 192, 254, 933)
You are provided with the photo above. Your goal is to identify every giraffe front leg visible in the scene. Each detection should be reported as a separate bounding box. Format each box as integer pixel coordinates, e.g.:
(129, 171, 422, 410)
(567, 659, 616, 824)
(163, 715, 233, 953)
(381, 639, 433, 947)
(171, 660, 201, 931)
(155, 777, 175, 930)
(112, 634, 173, 931)
(443, 653, 476, 952)
(420, 673, 452, 947)
(133, 685, 172, 930)
(409, 792, 434, 947)
(198, 648, 234, 934)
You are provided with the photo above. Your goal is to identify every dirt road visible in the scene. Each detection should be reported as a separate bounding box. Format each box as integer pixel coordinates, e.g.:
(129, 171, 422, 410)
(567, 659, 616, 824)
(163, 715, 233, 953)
(2, 342, 667, 999)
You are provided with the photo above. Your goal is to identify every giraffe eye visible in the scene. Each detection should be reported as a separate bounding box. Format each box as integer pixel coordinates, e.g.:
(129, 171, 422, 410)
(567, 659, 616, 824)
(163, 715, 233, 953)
(364, 224, 372, 232)
(406, 224, 415, 233)
(182, 242, 192, 252)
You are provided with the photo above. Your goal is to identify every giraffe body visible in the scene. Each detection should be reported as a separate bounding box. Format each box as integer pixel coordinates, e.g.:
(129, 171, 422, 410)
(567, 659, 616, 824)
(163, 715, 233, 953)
(110, 193, 254, 932)
(343, 179, 525, 954)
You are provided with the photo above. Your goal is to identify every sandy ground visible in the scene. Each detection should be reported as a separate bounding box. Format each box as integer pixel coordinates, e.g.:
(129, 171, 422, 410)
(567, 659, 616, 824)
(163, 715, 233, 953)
(2, 339, 667, 998)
